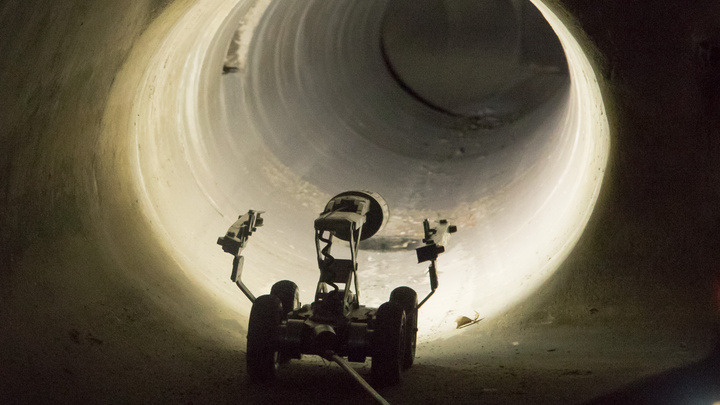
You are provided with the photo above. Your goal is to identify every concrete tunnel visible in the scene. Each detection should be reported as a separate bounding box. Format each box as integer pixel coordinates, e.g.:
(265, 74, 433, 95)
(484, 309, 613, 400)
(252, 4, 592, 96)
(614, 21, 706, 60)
(1, 0, 719, 403)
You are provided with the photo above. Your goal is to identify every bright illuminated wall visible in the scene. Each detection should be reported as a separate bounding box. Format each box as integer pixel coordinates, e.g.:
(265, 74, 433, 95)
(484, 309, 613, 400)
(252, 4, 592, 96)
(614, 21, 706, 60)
(113, 0, 609, 340)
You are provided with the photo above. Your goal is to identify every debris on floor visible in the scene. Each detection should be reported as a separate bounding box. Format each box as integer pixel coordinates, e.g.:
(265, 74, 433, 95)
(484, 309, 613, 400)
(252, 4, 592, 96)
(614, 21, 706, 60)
(455, 311, 483, 329)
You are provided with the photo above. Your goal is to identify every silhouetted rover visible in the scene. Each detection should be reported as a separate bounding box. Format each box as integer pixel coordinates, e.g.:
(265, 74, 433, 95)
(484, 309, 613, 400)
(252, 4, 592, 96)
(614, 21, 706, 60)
(217, 190, 455, 391)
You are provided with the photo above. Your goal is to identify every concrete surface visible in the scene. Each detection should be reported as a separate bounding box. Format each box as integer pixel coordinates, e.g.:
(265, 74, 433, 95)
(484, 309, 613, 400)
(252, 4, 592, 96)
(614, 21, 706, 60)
(1, 0, 719, 404)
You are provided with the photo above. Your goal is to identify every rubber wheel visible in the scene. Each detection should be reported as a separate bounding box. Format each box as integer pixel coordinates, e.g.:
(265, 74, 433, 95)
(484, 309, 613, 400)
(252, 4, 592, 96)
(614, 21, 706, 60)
(390, 286, 418, 369)
(246, 294, 283, 381)
(270, 280, 300, 316)
(269, 280, 300, 363)
(371, 301, 406, 386)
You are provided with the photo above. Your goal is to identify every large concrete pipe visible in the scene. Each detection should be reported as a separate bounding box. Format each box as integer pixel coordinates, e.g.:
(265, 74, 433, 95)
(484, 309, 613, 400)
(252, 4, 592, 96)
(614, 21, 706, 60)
(1, 0, 718, 404)
(131, 0, 607, 340)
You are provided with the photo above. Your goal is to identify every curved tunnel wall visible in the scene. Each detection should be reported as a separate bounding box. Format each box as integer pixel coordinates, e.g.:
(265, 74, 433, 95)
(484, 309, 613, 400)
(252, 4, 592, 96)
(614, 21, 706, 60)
(128, 0, 608, 339)
(1, 0, 719, 403)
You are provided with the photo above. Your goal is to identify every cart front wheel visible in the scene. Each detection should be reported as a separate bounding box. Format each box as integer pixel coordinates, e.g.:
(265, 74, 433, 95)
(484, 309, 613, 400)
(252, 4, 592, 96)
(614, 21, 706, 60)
(371, 301, 406, 386)
(390, 286, 418, 369)
(246, 294, 283, 381)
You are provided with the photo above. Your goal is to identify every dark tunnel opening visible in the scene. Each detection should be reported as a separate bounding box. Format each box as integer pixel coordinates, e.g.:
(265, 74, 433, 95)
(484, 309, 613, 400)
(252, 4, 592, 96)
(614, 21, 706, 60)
(380, 0, 568, 123)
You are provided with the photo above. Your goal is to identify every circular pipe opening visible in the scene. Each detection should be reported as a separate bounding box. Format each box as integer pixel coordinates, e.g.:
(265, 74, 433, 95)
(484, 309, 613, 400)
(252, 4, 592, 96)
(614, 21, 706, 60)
(127, 0, 609, 341)
(380, 0, 568, 120)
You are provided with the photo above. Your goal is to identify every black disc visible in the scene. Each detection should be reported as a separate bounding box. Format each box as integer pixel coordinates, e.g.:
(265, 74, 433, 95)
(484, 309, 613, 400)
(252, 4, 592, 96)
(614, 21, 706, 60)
(324, 190, 389, 241)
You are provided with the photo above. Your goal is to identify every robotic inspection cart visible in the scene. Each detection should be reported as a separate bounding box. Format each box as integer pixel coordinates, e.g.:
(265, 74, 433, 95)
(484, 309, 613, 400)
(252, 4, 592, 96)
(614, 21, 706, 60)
(217, 191, 456, 402)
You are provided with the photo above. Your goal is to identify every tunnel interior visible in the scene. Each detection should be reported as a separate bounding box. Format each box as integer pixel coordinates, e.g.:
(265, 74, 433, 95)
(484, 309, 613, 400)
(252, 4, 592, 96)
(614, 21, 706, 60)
(1, 0, 719, 404)
(132, 0, 608, 340)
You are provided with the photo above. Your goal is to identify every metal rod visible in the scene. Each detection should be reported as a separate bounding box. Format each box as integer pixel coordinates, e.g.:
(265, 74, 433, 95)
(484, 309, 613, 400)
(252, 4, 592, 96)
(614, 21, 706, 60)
(417, 289, 435, 309)
(235, 280, 256, 303)
(418, 259, 438, 309)
(231, 255, 256, 303)
(330, 353, 390, 405)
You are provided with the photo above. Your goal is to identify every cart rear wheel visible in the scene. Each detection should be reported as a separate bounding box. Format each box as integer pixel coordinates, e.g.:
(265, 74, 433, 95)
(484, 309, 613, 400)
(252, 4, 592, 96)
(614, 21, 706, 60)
(390, 286, 418, 369)
(371, 301, 406, 386)
(246, 294, 283, 381)
(270, 280, 301, 363)
(270, 280, 300, 316)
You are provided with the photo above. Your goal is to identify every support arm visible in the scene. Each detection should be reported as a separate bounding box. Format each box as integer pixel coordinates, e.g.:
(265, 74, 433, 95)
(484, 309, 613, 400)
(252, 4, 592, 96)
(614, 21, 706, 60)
(217, 210, 264, 303)
(416, 219, 457, 308)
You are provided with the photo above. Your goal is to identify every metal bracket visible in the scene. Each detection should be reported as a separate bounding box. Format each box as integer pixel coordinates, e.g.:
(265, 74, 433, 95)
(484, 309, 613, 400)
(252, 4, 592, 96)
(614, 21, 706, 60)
(217, 210, 264, 303)
(416, 219, 457, 308)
